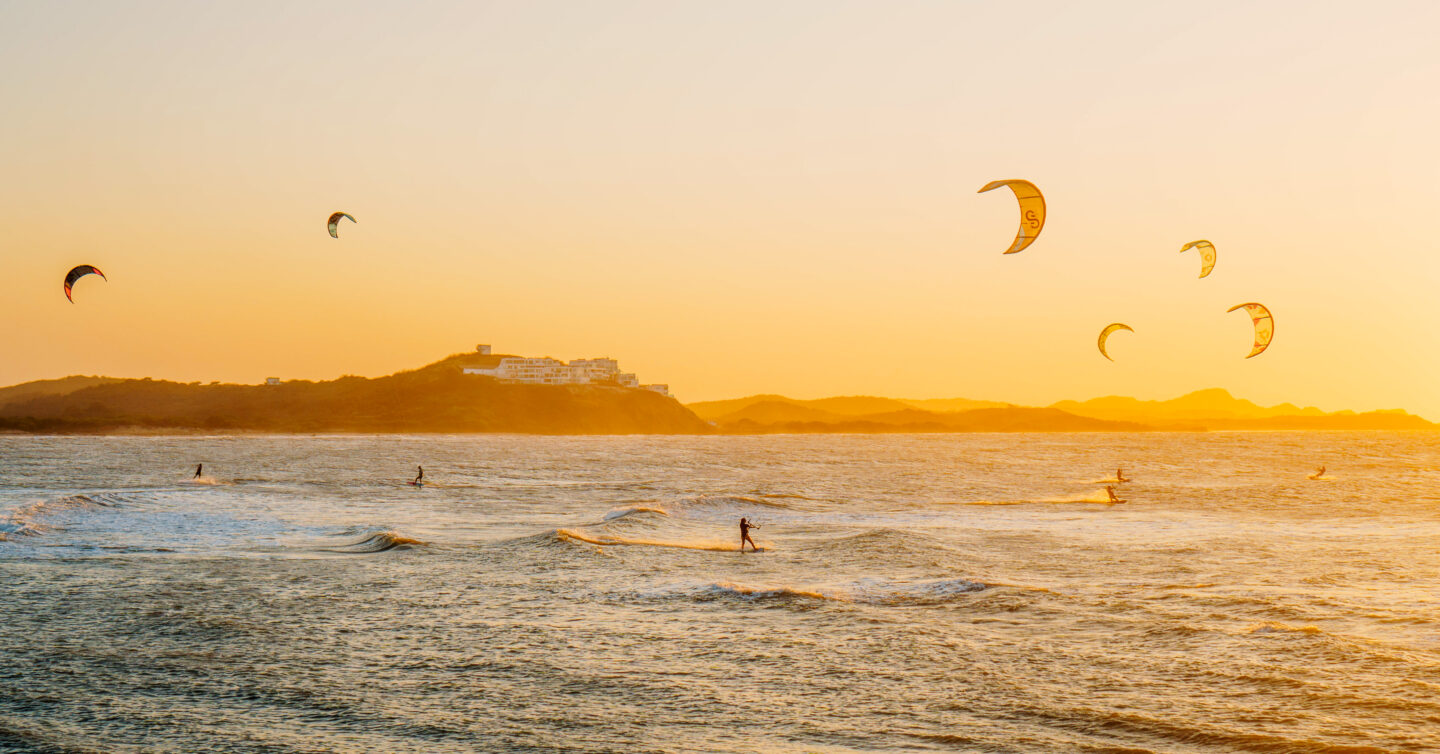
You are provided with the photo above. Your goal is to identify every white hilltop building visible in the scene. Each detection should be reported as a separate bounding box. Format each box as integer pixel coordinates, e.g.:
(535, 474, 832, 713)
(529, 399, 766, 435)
(463, 345, 671, 397)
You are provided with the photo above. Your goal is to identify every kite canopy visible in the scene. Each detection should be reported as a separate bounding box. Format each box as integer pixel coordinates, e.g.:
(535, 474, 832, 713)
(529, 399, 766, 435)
(327, 212, 356, 238)
(1180, 240, 1217, 278)
(1227, 302, 1274, 358)
(1097, 322, 1133, 361)
(63, 265, 106, 303)
(978, 179, 1045, 254)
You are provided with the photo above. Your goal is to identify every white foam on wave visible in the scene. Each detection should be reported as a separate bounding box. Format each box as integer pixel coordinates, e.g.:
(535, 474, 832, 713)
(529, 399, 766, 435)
(0, 494, 122, 540)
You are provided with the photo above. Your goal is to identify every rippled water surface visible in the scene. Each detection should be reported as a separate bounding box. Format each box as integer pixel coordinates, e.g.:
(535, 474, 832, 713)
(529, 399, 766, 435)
(2, 433, 1438, 753)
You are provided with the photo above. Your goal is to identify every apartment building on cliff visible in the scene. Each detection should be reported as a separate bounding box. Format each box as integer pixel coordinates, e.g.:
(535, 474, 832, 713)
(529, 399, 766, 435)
(463, 346, 671, 397)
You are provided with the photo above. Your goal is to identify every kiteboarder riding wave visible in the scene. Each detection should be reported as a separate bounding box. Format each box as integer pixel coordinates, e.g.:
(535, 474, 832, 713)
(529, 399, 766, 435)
(740, 517, 760, 552)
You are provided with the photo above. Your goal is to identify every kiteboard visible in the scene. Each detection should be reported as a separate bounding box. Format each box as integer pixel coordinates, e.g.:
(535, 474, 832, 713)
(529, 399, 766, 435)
(409, 481, 424, 488)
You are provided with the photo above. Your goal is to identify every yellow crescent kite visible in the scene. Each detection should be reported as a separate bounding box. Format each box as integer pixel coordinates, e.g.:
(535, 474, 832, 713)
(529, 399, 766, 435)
(978, 179, 1045, 254)
(1180, 240, 1217, 278)
(1097, 323, 1133, 361)
(1227, 303, 1274, 358)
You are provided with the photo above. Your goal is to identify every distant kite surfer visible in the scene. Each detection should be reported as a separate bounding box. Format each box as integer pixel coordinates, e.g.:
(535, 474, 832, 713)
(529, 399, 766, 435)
(194, 463, 203, 479)
(1116, 467, 1130, 484)
(1105, 486, 1124, 504)
(739, 517, 760, 552)
(1309, 465, 1325, 480)
(414, 466, 424, 486)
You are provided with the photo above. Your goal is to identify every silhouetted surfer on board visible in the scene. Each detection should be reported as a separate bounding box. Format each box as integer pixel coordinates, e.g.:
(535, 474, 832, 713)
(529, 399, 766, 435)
(1105, 486, 1125, 504)
(413, 466, 424, 486)
(194, 463, 203, 479)
(739, 517, 760, 552)
(1116, 467, 1129, 484)
(1309, 465, 1325, 480)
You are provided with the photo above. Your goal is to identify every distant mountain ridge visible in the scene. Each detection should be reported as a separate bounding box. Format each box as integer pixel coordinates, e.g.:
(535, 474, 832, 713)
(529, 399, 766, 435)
(689, 395, 1146, 433)
(688, 389, 1432, 432)
(1050, 388, 1326, 422)
(687, 394, 1009, 421)
(1049, 388, 1427, 430)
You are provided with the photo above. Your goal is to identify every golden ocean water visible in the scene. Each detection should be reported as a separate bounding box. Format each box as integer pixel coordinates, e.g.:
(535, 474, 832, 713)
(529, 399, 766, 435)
(2, 433, 1437, 752)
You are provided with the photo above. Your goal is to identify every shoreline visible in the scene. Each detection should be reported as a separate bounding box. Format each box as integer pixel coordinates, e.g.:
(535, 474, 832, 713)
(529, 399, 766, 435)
(2, 427, 1434, 437)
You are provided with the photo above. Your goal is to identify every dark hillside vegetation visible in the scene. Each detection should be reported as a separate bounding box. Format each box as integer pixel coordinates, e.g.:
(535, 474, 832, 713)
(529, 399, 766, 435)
(0, 354, 708, 434)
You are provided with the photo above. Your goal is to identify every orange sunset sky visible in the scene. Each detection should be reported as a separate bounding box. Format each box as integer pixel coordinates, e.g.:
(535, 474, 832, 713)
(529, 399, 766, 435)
(1, 2, 1438, 417)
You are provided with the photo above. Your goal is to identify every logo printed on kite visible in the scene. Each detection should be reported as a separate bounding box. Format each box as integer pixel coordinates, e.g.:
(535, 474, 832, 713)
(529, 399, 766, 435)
(977, 179, 1046, 254)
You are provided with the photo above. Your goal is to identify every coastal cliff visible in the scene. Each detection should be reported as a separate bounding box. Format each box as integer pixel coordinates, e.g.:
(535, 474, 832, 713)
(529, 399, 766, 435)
(0, 354, 709, 434)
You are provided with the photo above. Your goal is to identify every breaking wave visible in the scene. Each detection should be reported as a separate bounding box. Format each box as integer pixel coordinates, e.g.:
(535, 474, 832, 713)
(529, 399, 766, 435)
(691, 494, 794, 510)
(0, 494, 124, 541)
(751, 491, 815, 501)
(554, 528, 745, 552)
(602, 506, 670, 521)
(318, 529, 427, 553)
(963, 490, 1122, 505)
(647, 576, 988, 605)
